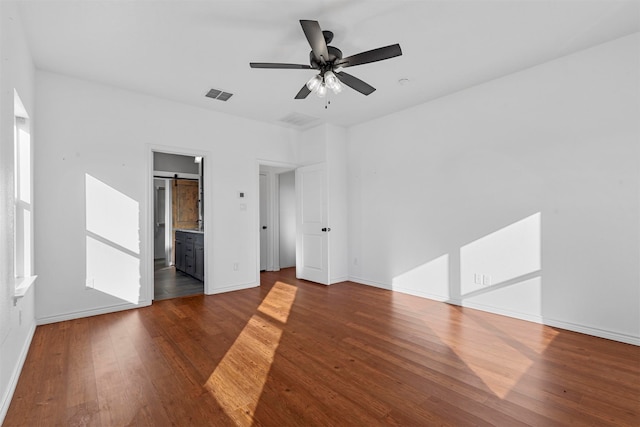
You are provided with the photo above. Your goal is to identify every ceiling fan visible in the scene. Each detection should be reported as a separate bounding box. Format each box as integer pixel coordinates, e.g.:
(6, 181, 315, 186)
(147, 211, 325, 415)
(250, 20, 402, 99)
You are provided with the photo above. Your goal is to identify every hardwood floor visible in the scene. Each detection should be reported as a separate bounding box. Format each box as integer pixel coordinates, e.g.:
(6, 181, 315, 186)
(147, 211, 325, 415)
(154, 259, 203, 301)
(5, 268, 639, 426)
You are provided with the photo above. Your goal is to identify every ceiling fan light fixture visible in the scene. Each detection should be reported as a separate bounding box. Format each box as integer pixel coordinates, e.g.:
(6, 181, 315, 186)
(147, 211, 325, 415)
(331, 81, 343, 94)
(316, 83, 327, 98)
(324, 71, 338, 89)
(306, 74, 322, 91)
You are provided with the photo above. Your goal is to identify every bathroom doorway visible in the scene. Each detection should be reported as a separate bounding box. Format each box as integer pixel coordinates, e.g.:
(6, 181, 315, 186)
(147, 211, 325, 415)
(152, 151, 205, 300)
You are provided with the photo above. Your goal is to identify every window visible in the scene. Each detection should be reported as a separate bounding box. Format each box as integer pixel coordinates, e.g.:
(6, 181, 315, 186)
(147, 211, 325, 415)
(13, 90, 35, 298)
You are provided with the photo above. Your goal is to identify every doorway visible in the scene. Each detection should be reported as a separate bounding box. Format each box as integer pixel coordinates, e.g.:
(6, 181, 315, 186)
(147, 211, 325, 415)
(152, 151, 205, 300)
(258, 164, 296, 274)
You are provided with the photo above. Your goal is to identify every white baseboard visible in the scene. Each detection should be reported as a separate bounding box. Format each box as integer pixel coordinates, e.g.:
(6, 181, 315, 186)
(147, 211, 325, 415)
(390, 286, 451, 303)
(349, 276, 639, 346)
(209, 282, 258, 295)
(350, 276, 451, 302)
(451, 298, 547, 325)
(453, 298, 640, 346)
(0, 321, 36, 424)
(541, 317, 640, 346)
(330, 276, 349, 285)
(348, 276, 392, 290)
(36, 300, 150, 325)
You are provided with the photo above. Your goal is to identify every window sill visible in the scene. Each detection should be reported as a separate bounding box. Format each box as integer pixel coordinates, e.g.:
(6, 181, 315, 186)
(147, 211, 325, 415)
(13, 275, 37, 304)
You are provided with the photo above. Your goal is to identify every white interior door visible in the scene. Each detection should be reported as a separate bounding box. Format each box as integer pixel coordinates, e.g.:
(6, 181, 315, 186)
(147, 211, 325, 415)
(259, 173, 268, 271)
(296, 163, 329, 284)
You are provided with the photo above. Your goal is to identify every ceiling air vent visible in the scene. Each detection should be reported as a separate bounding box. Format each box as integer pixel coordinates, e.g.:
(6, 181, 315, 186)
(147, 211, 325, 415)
(279, 112, 320, 128)
(206, 88, 233, 101)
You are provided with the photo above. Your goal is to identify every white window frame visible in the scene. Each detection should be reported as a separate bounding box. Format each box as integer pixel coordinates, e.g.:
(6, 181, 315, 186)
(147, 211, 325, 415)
(13, 92, 36, 302)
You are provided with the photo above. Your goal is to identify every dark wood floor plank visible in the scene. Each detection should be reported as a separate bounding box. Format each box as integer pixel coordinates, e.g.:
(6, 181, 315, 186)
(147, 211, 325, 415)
(4, 268, 640, 426)
(63, 317, 101, 427)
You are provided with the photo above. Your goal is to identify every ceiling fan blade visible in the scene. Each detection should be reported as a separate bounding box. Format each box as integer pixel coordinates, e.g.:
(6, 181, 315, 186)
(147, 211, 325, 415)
(300, 20, 329, 64)
(250, 62, 312, 69)
(336, 72, 376, 96)
(295, 84, 312, 99)
(335, 44, 402, 68)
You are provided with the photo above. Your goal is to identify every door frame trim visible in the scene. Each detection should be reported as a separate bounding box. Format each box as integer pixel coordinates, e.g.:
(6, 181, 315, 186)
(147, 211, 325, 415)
(146, 145, 212, 301)
(255, 160, 298, 284)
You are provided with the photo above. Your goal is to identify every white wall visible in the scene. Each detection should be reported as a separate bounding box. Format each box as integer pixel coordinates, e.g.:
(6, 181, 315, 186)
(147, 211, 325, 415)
(34, 71, 298, 323)
(0, 2, 37, 422)
(279, 170, 295, 268)
(348, 34, 640, 345)
(297, 124, 328, 166)
(326, 125, 348, 283)
(297, 124, 349, 284)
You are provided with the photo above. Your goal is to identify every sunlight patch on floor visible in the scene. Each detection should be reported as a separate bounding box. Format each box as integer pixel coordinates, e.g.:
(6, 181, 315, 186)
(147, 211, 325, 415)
(204, 281, 297, 425)
(257, 281, 297, 323)
(432, 312, 558, 398)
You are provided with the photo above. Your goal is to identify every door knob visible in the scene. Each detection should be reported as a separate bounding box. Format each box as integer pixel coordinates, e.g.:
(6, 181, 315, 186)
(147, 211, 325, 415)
(321, 228, 331, 232)
(262, 226, 267, 229)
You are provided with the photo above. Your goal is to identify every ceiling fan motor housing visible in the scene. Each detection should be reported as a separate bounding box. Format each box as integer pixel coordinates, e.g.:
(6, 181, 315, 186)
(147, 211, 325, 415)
(310, 45, 343, 72)
(322, 30, 334, 44)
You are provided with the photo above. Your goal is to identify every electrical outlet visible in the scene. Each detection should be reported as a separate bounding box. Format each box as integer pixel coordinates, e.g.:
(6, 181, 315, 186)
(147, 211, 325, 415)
(353, 257, 358, 266)
(233, 263, 239, 271)
(474, 273, 492, 286)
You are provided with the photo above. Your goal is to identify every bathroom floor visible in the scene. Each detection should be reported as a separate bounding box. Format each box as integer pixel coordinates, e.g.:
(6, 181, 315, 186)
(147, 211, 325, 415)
(154, 259, 204, 300)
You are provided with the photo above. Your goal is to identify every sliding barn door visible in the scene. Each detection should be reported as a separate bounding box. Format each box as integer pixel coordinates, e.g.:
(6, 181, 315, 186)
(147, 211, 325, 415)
(171, 179, 199, 264)
(172, 179, 199, 230)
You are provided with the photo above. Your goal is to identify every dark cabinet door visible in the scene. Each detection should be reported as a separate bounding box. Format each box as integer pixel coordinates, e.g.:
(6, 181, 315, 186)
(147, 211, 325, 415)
(184, 237, 194, 275)
(185, 255, 195, 276)
(174, 231, 204, 281)
(194, 242, 204, 281)
(175, 238, 185, 272)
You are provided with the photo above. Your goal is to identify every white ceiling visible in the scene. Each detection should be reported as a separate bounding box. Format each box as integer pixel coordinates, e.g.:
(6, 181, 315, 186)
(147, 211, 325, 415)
(16, 0, 640, 129)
